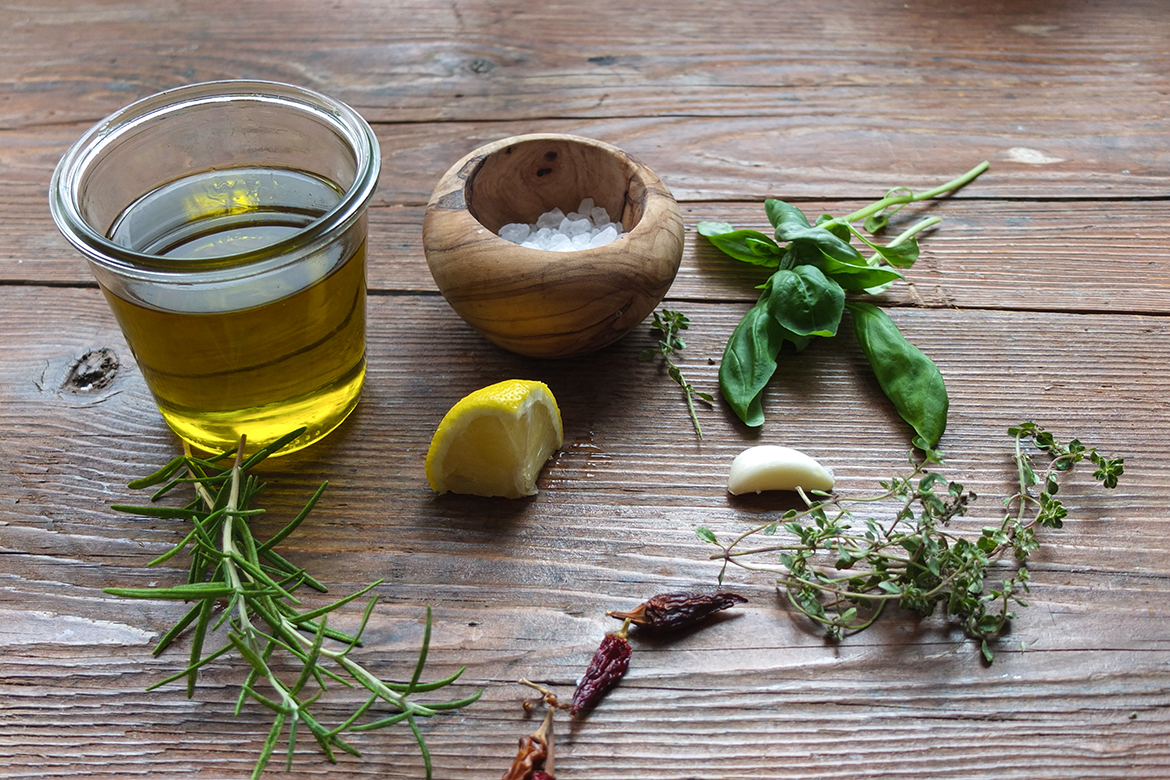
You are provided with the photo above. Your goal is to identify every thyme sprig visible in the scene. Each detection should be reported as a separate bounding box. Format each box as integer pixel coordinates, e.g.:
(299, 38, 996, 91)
(698, 423, 1124, 662)
(640, 308, 715, 438)
(104, 430, 480, 778)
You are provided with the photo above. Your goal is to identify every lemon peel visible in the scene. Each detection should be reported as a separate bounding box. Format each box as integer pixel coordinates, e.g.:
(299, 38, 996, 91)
(425, 379, 563, 499)
(727, 445, 835, 495)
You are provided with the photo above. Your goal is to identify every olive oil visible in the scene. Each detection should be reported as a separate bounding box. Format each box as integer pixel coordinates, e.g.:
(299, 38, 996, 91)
(102, 168, 367, 454)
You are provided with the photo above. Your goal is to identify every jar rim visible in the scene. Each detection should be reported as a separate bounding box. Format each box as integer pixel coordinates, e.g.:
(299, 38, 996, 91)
(49, 79, 380, 281)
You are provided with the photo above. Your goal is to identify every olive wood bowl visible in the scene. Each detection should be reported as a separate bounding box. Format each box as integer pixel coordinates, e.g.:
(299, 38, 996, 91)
(422, 133, 684, 358)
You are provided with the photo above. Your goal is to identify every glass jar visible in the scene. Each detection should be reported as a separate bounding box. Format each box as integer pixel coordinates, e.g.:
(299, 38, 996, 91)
(50, 80, 380, 454)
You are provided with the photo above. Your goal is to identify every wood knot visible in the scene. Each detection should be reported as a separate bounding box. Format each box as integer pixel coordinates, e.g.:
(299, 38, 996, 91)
(433, 188, 467, 211)
(468, 57, 495, 74)
(62, 348, 119, 393)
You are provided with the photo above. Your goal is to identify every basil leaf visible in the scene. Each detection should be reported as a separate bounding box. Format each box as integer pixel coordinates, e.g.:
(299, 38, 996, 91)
(719, 302, 788, 427)
(765, 200, 864, 264)
(781, 328, 812, 353)
(779, 240, 821, 271)
(847, 301, 948, 450)
(763, 265, 844, 338)
(810, 255, 904, 291)
(815, 213, 853, 244)
(864, 213, 890, 233)
(698, 222, 784, 267)
(873, 237, 920, 268)
(862, 187, 912, 234)
(697, 220, 735, 235)
(851, 229, 921, 269)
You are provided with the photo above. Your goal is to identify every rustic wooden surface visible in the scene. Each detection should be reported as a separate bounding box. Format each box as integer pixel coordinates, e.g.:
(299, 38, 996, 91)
(3, 1, 1169, 778)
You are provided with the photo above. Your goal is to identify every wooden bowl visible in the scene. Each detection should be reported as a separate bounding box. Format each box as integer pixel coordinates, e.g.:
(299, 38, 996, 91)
(422, 133, 684, 358)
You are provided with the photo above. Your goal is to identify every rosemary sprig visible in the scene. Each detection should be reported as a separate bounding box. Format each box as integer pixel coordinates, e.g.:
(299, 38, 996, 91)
(104, 430, 480, 778)
(698, 423, 1124, 662)
(640, 308, 715, 438)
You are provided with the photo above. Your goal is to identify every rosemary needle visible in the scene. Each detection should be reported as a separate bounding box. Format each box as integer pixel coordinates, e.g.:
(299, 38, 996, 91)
(105, 430, 480, 778)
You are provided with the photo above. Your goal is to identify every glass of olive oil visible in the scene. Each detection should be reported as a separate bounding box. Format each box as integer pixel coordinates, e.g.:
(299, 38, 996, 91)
(49, 81, 380, 455)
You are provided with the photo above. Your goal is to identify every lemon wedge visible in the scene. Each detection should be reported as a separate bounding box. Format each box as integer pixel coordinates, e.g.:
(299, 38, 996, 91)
(425, 379, 564, 498)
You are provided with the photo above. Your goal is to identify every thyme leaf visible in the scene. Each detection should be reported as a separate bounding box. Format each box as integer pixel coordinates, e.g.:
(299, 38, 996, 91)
(105, 431, 480, 778)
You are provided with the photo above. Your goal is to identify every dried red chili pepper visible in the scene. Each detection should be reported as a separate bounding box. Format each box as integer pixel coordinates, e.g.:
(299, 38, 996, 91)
(501, 704, 556, 780)
(570, 627, 632, 718)
(606, 591, 747, 632)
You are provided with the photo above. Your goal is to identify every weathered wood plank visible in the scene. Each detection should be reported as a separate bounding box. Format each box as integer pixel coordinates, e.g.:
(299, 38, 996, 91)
(0, 226, 1166, 777)
(3, 289, 1161, 618)
(3, 1, 1169, 778)
(4, 0, 1168, 211)
(8, 110, 1166, 221)
(9, 193, 1170, 317)
(2, 622, 1170, 779)
(5, 0, 1168, 130)
(3, 641, 1169, 779)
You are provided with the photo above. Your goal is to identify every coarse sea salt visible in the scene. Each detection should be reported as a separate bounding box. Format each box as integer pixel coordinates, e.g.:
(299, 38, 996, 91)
(498, 198, 626, 252)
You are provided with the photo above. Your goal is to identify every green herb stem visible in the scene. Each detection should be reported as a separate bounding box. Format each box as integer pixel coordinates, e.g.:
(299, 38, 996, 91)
(699, 423, 1121, 662)
(105, 432, 480, 777)
(868, 216, 941, 264)
(642, 309, 714, 439)
(838, 160, 990, 227)
(702, 163, 987, 448)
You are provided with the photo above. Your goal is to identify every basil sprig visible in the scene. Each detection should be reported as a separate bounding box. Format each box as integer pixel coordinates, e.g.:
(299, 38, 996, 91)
(699, 162, 988, 453)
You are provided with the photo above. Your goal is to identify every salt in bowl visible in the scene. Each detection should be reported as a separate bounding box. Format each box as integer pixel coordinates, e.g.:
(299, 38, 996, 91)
(422, 133, 684, 358)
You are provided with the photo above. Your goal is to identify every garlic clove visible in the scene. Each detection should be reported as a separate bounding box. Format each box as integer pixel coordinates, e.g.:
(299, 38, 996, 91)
(727, 445, 835, 495)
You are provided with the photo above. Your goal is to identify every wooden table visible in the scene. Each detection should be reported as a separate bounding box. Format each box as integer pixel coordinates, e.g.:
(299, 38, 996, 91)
(4, 1, 1168, 777)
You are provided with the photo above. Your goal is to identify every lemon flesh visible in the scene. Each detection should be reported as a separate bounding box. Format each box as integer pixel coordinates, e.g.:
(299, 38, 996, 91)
(425, 380, 564, 498)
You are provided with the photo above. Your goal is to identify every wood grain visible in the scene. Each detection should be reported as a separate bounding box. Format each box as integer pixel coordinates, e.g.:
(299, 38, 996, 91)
(11, 115, 1167, 212)
(6, 0, 1168, 131)
(12, 197, 1170, 317)
(3, 0, 1169, 778)
(2, 287, 1168, 778)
